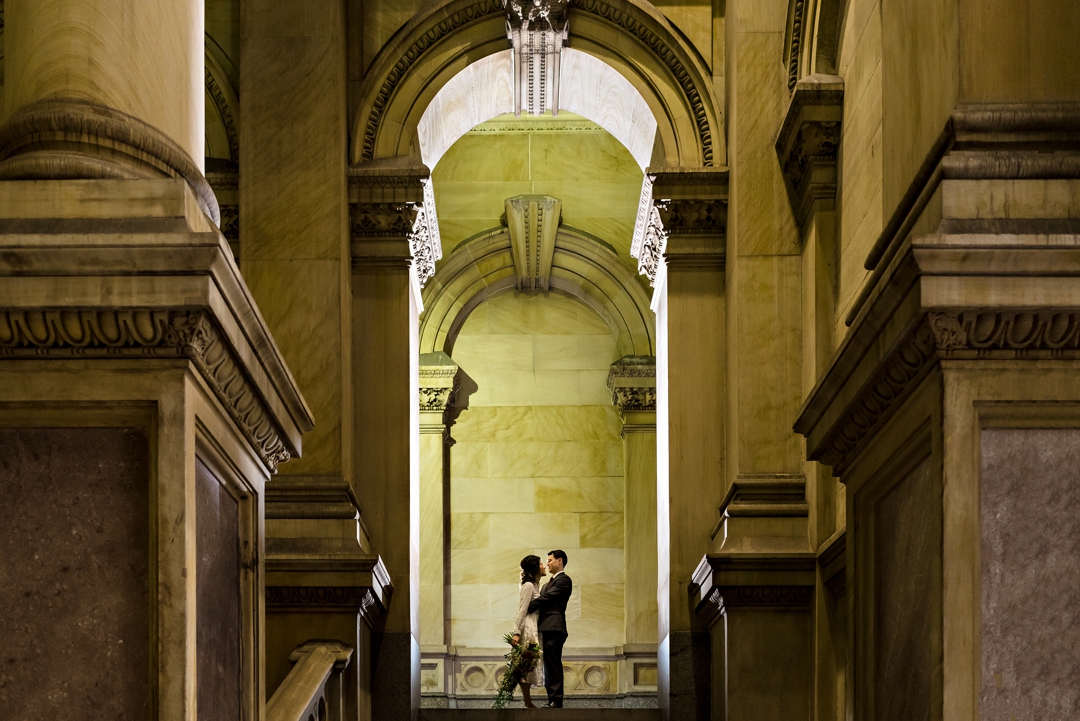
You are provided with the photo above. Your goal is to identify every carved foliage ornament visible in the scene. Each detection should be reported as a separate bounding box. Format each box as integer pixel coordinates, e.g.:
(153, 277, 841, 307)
(630, 178, 726, 285)
(349, 180, 441, 287)
(612, 386, 656, 411)
(0, 309, 291, 473)
(814, 310, 1080, 470)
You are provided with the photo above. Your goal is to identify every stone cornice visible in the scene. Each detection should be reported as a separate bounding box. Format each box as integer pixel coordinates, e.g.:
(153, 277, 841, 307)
(265, 476, 363, 520)
(0, 180, 315, 469)
(0, 308, 292, 473)
(691, 554, 816, 626)
(266, 554, 392, 622)
(848, 102, 1080, 326)
(775, 74, 843, 226)
(0, 99, 220, 224)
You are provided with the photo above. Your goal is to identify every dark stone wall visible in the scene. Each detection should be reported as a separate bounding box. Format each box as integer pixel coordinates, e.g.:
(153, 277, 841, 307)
(195, 458, 242, 721)
(873, 457, 935, 721)
(980, 429, 1080, 718)
(0, 427, 150, 720)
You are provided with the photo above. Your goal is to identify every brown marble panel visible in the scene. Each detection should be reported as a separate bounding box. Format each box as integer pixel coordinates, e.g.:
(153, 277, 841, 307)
(196, 458, 242, 721)
(873, 457, 935, 721)
(0, 427, 150, 720)
(980, 429, 1080, 718)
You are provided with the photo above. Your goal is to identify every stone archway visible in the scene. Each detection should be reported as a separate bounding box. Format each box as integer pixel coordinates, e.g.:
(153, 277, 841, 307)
(350, 0, 722, 169)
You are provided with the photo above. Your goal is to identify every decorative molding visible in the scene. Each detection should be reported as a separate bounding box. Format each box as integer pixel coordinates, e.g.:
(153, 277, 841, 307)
(360, 0, 506, 161)
(718, 585, 814, 608)
(611, 387, 656, 411)
(505, 194, 562, 291)
(357, 0, 714, 166)
(265, 476, 362, 520)
(467, 119, 604, 134)
(657, 198, 727, 236)
(784, 0, 806, 93)
(267, 586, 376, 611)
(204, 64, 239, 163)
(453, 656, 618, 696)
(569, 0, 714, 166)
(350, 202, 420, 238)
(505, 0, 569, 117)
(0, 99, 220, 224)
(419, 353, 463, 416)
(810, 310, 1080, 471)
(349, 170, 440, 286)
(0, 309, 291, 473)
(717, 474, 808, 520)
(412, 178, 444, 285)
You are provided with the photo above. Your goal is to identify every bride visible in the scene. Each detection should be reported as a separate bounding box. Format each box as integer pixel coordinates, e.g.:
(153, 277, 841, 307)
(510, 554, 547, 708)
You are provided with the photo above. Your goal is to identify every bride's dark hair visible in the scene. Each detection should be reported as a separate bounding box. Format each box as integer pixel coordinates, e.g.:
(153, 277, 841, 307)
(520, 555, 541, 584)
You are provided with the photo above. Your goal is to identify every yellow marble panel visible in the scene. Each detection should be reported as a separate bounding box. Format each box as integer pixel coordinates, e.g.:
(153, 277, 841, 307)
(533, 335, 620, 370)
(432, 133, 531, 182)
(483, 293, 607, 336)
(531, 181, 632, 218)
(487, 513, 580, 549)
(528, 131, 640, 181)
(535, 476, 624, 512)
(450, 443, 490, 478)
(452, 619, 514, 648)
(491, 442, 622, 478)
(565, 618, 625, 647)
(451, 513, 490, 549)
(578, 370, 615, 406)
(489, 582, 525, 620)
(434, 180, 533, 220)
(450, 584, 492, 620)
(531, 370, 580, 406)
(451, 478, 535, 514)
(578, 583, 625, 622)
(579, 513, 624, 548)
(451, 547, 547, 584)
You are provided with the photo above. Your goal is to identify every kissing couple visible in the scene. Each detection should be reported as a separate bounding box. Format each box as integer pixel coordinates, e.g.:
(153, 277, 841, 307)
(507, 550, 573, 708)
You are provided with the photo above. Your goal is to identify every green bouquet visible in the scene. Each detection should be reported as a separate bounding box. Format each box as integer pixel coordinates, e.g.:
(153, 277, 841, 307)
(492, 633, 542, 709)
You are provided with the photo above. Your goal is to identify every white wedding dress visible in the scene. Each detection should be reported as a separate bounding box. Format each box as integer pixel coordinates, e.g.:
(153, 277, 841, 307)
(512, 581, 545, 686)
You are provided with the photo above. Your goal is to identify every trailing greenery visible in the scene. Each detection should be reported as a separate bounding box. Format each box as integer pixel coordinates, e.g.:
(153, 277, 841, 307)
(492, 633, 542, 709)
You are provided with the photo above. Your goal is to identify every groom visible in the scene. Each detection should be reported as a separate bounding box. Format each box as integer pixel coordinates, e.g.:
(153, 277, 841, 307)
(528, 550, 572, 708)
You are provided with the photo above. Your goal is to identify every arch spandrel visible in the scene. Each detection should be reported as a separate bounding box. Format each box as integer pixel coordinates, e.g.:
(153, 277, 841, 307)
(420, 228, 655, 358)
(352, 0, 723, 169)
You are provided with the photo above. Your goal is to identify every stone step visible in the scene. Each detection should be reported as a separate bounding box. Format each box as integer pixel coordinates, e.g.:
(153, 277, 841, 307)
(420, 710, 660, 721)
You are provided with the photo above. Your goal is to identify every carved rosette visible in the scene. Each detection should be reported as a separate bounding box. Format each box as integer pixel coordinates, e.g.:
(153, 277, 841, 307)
(0, 308, 292, 473)
(504, 0, 569, 117)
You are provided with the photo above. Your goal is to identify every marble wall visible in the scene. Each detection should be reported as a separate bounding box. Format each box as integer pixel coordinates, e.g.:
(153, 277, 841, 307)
(431, 113, 644, 272)
(448, 291, 625, 650)
(0, 427, 151, 720)
(980, 429, 1080, 718)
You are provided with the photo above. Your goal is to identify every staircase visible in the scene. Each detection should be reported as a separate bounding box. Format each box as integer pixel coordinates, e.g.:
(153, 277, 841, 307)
(420, 710, 660, 721)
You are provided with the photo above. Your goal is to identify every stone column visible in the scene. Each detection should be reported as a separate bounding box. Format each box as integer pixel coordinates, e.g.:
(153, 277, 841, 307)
(417, 352, 463, 702)
(635, 169, 727, 721)
(776, 73, 846, 721)
(0, 0, 217, 222)
(350, 166, 436, 721)
(608, 357, 659, 697)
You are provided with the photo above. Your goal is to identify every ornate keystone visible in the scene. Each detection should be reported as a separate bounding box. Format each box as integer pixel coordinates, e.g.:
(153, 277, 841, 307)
(504, 0, 569, 117)
(505, 195, 562, 291)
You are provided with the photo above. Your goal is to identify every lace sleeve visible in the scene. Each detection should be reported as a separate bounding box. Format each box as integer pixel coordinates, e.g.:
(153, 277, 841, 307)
(512, 582, 533, 634)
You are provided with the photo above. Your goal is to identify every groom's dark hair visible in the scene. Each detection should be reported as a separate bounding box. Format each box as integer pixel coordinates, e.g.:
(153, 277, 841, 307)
(548, 549, 568, 566)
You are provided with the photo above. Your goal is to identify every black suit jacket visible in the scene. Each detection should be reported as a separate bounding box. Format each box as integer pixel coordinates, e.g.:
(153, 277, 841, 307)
(528, 572, 572, 634)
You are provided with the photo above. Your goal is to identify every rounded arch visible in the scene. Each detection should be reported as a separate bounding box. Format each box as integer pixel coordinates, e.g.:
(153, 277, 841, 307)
(420, 227, 655, 357)
(352, 0, 721, 169)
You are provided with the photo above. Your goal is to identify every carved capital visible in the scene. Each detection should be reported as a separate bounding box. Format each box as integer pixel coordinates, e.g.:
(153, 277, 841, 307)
(349, 170, 441, 286)
(775, 75, 843, 225)
(0, 308, 292, 473)
(607, 356, 657, 413)
(420, 351, 470, 424)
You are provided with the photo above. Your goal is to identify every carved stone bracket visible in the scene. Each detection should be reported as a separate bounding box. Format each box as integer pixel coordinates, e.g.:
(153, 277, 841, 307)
(505, 194, 562, 291)
(775, 74, 843, 226)
(0, 308, 292, 473)
(348, 169, 442, 286)
(504, 0, 569, 117)
(607, 355, 657, 413)
(420, 351, 474, 429)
